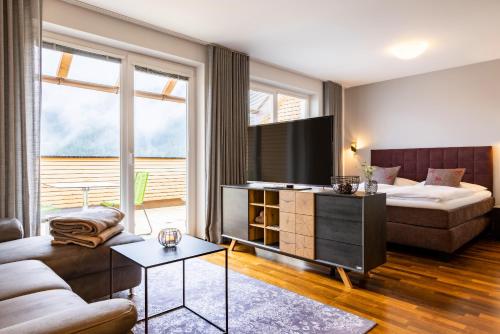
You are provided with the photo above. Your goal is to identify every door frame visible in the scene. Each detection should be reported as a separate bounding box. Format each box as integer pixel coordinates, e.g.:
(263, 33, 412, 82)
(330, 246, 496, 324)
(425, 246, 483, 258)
(125, 54, 195, 234)
(41, 32, 197, 235)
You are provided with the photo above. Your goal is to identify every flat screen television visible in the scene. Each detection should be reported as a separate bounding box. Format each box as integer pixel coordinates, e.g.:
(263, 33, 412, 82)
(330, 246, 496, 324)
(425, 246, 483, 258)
(248, 115, 334, 186)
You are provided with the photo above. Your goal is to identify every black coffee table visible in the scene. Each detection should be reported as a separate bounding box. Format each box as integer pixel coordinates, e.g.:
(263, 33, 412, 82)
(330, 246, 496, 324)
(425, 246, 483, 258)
(109, 235, 228, 333)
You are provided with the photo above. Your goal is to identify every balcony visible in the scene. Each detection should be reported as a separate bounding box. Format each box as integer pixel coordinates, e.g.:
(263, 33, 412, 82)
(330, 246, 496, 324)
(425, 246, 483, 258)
(40, 156, 186, 236)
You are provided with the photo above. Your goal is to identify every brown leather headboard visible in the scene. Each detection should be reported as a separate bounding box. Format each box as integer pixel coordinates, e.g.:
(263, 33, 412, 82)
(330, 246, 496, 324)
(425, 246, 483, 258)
(371, 146, 493, 190)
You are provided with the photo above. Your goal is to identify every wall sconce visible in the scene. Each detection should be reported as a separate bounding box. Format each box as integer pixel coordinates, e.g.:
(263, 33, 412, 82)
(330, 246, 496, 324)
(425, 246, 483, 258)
(350, 141, 357, 154)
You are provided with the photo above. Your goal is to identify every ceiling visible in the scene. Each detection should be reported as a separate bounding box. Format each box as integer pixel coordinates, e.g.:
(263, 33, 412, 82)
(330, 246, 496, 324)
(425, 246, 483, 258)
(75, 0, 500, 87)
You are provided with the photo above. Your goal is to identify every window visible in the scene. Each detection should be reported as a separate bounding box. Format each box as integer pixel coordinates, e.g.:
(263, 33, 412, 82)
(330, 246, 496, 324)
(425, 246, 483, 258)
(40, 41, 192, 236)
(41, 45, 121, 158)
(40, 44, 122, 227)
(277, 93, 307, 122)
(249, 84, 309, 126)
(249, 90, 273, 125)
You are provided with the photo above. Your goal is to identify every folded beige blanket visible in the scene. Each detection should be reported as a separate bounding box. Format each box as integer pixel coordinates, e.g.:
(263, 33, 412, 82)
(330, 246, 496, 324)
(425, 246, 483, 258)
(49, 207, 125, 236)
(51, 224, 124, 248)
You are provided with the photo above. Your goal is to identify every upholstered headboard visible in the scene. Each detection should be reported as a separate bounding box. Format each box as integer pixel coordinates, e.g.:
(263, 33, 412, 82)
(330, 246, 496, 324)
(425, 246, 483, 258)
(371, 146, 493, 191)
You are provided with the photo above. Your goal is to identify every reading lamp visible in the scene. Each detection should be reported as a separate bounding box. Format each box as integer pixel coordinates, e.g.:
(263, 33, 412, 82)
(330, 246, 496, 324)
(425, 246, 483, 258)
(350, 141, 357, 153)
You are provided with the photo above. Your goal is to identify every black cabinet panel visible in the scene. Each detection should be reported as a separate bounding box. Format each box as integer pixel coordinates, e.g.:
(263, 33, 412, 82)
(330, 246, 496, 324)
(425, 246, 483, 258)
(315, 195, 362, 222)
(316, 216, 362, 245)
(222, 188, 248, 240)
(315, 238, 362, 270)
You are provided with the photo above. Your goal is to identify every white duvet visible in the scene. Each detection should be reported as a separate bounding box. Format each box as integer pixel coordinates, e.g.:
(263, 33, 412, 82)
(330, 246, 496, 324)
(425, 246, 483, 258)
(384, 185, 474, 202)
(359, 183, 492, 210)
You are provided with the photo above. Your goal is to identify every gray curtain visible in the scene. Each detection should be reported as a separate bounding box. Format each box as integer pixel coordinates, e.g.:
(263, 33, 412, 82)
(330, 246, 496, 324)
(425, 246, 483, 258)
(323, 81, 343, 176)
(0, 0, 42, 236)
(206, 45, 249, 243)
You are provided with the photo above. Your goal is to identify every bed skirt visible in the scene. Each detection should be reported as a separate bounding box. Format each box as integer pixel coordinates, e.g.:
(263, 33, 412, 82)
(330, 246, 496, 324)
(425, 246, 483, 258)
(386, 197, 494, 253)
(387, 216, 490, 253)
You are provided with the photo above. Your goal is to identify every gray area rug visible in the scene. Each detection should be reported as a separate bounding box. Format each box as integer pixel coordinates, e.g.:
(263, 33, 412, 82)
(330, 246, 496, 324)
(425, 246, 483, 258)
(114, 258, 375, 333)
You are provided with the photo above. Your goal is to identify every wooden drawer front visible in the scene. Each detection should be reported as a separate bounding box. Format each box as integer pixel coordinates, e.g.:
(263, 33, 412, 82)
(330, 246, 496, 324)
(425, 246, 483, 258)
(296, 234, 314, 259)
(279, 211, 295, 233)
(295, 214, 314, 237)
(316, 216, 362, 245)
(315, 195, 362, 222)
(280, 231, 295, 254)
(295, 192, 314, 216)
(315, 238, 362, 270)
(279, 190, 295, 213)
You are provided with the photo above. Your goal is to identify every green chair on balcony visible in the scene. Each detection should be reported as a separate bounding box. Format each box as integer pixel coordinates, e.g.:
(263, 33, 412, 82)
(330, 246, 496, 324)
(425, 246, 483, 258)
(101, 171, 152, 235)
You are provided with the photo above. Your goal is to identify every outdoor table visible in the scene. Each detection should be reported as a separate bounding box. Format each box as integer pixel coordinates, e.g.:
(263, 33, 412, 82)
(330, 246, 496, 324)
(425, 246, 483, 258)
(48, 181, 118, 210)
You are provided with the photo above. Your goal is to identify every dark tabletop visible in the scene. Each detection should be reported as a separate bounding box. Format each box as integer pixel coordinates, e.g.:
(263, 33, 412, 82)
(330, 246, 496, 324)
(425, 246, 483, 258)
(110, 235, 224, 268)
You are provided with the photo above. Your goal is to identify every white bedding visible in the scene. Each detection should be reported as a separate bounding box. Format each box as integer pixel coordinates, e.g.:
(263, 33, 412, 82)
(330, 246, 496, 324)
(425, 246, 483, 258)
(359, 183, 492, 210)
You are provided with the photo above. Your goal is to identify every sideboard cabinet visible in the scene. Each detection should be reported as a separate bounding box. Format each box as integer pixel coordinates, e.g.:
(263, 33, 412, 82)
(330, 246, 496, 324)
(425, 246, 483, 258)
(221, 184, 387, 288)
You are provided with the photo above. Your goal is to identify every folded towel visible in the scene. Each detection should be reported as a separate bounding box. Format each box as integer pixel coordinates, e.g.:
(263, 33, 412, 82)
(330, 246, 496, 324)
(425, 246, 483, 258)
(51, 224, 124, 248)
(49, 207, 125, 236)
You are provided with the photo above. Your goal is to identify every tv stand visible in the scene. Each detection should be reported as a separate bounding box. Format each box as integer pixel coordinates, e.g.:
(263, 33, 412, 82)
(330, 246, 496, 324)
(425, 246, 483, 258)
(221, 184, 386, 289)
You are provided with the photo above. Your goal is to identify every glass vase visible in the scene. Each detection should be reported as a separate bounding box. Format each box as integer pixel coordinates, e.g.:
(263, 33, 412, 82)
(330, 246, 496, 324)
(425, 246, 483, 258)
(365, 180, 378, 195)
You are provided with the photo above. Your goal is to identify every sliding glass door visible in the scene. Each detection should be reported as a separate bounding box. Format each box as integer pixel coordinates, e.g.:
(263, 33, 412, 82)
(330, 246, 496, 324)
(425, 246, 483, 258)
(40, 44, 121, 233)
(40, 39, 193, 236)
(132, 66, 188, 235)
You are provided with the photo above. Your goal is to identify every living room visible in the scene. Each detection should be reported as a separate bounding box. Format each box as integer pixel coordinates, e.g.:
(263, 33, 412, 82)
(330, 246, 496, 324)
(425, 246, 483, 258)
(1, 0, 499, 333)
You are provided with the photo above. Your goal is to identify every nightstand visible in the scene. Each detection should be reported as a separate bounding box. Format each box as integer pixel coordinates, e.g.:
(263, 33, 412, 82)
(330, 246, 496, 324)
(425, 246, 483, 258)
(491, 207, 500, 240)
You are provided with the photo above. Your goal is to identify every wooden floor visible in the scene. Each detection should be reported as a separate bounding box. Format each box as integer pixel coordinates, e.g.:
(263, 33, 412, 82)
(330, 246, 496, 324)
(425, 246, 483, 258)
(204, 236, 500, 334)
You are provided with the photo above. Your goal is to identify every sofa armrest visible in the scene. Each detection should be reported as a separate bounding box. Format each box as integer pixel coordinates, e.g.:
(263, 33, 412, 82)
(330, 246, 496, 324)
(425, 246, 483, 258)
(0, 299, 137, 334)
(0, 218, 23, 242)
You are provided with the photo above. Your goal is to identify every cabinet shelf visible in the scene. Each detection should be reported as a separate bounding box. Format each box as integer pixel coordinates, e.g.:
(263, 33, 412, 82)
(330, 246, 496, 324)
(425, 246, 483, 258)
(249, 202, 265, 207)
(266, 225, 280, 231)
(250, 223, 265, 228)
(266, 204, 280, 209)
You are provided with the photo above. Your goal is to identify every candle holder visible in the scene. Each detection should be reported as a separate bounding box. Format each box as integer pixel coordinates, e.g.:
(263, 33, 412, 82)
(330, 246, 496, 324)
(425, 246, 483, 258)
(158, 228, 182, 247)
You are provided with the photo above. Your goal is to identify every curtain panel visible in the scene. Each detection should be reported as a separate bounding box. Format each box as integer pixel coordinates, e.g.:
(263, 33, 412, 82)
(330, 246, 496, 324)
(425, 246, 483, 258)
(323, 81, 343, 176)
(0, 0, 42, 236)
(205, 45, 249, 243)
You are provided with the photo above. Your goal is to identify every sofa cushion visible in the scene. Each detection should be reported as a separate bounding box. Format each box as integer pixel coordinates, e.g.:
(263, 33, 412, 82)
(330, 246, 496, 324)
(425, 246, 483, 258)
(0, 218, 23, 243)
(0, 260, 71, 301)
(0, 232, 143, 281)
(0, 289, 85, 329)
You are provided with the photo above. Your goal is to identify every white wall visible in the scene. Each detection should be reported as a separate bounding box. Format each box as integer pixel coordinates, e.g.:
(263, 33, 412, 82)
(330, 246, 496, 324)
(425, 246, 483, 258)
(42, 0, 325, 236)
(344, 59, 500, 199)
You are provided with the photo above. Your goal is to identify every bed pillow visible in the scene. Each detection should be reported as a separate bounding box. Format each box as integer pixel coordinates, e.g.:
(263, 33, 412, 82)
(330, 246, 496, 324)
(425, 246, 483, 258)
(425, 168, 465, 187)
(460, 182, 487, 192)
(394, 177, 418, 186)
(372, 166, 401, 185)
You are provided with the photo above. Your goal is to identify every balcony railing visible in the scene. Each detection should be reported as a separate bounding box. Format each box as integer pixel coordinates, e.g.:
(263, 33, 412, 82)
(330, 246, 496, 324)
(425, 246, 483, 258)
(40, 156, 186, 210)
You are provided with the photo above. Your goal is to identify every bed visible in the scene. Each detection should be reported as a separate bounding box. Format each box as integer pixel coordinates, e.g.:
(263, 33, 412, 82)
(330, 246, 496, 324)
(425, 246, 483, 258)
(371, 146, 495, 253)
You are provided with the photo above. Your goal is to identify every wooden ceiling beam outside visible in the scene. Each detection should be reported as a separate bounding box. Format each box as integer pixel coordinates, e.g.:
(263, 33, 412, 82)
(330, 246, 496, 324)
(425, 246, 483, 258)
(162, 79, 177, 95)
(42, 75, 185, 103)
(57, 53, 73, 78)
(135, 90, 185, 103)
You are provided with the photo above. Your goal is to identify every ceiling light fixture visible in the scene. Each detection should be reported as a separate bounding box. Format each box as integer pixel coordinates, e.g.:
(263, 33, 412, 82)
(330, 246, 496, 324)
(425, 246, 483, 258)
(390, 41, 429, 60)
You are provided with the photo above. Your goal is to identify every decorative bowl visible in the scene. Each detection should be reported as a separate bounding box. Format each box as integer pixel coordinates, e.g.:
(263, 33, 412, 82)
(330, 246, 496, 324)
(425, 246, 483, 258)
(158, 228, 182, 247)
(331, 176, 360, 195)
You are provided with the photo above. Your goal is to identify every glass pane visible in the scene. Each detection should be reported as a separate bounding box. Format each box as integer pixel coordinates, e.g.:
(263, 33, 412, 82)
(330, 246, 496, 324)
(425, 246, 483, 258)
(134, 70, 169, 93)
(249, 90, 273, 125)
(170, 80, 187, 98)
(134, 68, 188, 236)
(68, 54, 120, 86)
(40, 49, 121, 235)
(42, 48, 62, 76)
(277, 94, 307, 122)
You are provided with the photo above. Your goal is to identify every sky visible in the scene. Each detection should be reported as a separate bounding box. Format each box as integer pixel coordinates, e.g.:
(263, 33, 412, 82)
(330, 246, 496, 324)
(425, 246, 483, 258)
(41, 48, 187, 158)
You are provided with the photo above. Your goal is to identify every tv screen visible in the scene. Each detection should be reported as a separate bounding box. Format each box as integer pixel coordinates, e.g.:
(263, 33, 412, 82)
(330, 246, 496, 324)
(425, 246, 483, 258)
(248, 116, 334, 185)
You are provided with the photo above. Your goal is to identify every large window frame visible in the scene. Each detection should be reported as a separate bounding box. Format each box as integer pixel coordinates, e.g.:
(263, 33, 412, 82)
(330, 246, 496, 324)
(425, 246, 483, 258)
(42, 32, 196, 235)
(250, 81, 311, 125)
